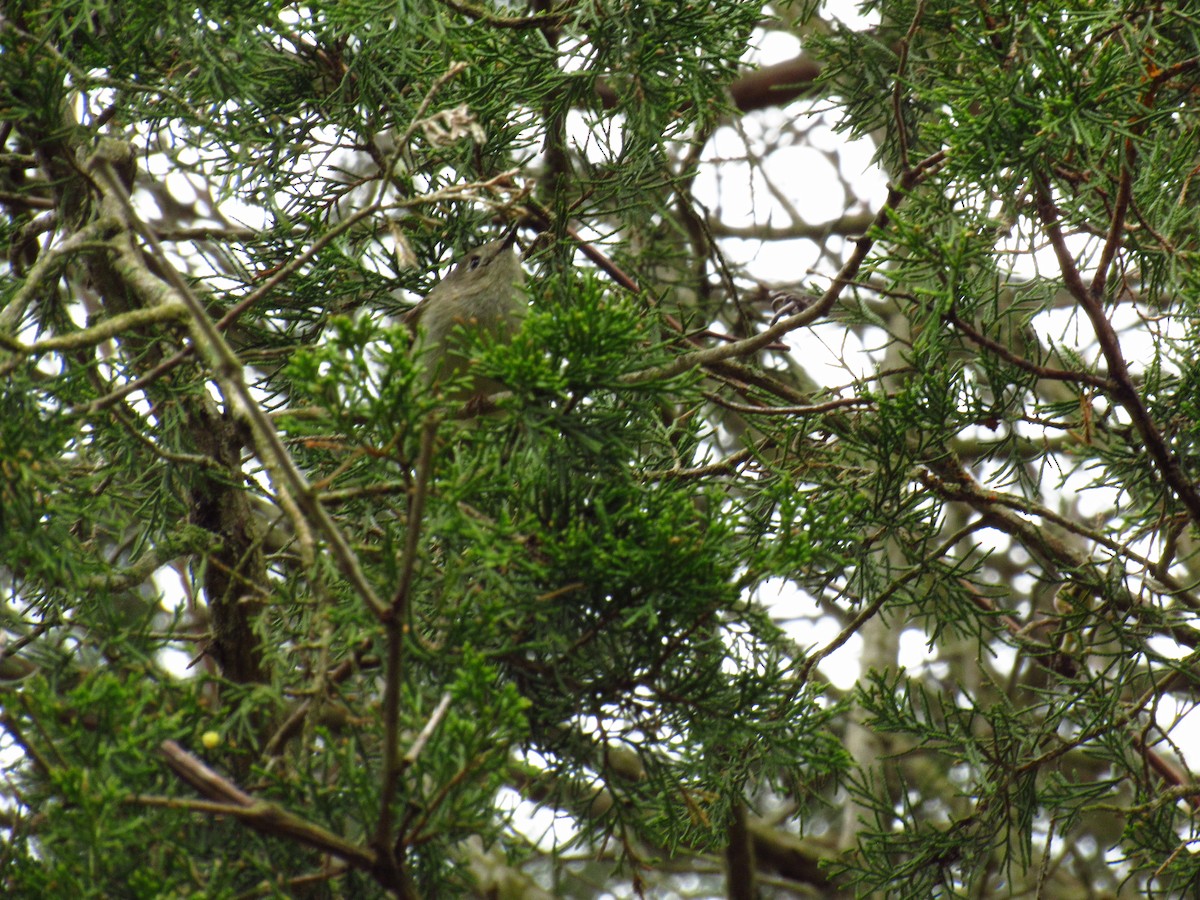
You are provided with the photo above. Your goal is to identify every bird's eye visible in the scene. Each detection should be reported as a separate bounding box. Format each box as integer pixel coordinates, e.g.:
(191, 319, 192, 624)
(468, 255, 482, 270)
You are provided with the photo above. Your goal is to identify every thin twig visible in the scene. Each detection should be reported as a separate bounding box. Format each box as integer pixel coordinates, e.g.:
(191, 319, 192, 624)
(401, 691, 453, 768)
(158, 740, 378, 869)
(377, 416, 440, 848)
(1034, 176, 1200, 530)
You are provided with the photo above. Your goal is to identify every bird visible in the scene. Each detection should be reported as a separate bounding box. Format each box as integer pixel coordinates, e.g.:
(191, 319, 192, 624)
(403, 225, 526, 397)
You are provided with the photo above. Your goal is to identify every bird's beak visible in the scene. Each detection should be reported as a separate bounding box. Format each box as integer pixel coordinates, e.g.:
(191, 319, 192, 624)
(501, 223, 520, 248)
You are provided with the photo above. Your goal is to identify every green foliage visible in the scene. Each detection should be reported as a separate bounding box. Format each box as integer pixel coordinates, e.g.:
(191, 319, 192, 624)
(807, 2, 1200, 894)
(1, 1, 831, 895)
(6, 0, 1200, 896)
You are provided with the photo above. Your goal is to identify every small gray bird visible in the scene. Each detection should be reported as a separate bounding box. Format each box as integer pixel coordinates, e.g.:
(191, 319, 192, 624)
(403, 226, 526, 394)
